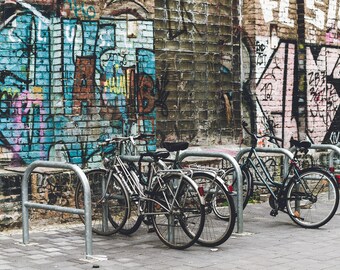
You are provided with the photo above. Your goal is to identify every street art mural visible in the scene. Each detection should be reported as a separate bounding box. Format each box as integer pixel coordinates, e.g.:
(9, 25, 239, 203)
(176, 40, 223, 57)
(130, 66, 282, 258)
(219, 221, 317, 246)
(254, 38, 340, 146)
(0, 0, 156, 167)
(246, 0, 340, 147)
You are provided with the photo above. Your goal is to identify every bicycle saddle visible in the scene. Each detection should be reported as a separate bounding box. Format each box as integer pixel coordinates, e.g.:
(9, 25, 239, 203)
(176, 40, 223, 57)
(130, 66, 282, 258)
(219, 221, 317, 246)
(140, 151, 170, 161)
(162, 142, 189, 152)
(290, 138, 311, 151)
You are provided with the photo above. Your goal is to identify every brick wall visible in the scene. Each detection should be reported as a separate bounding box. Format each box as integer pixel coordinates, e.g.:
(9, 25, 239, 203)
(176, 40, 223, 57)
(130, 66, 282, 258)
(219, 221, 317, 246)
(242, 0, 340, 147)
(0, 1, 157, 228)
(0, 0, 243, 230)
(154, 0, 242, 146)
(0, 173, 22, 229)
(0, 0, 242, 166)
(0, 0, 157, 168)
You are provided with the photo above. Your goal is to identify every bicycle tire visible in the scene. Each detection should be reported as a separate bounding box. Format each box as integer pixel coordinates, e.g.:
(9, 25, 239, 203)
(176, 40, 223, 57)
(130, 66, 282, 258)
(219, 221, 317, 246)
(223, 166, 252, 209)
(149, 173, 205, 249)
(75, 169, 130, 235)
(116, 168, 144, 235)
(285, 167, 339, 228)
(191, 171, 236, 247)
(118, 201, 144, 235)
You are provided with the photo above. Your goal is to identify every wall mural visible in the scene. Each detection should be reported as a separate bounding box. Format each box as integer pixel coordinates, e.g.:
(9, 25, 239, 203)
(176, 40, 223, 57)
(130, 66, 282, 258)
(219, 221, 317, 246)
(250, 0, 340, 147)
(0, 0, 156, 168)
(254, 38, 340, 146)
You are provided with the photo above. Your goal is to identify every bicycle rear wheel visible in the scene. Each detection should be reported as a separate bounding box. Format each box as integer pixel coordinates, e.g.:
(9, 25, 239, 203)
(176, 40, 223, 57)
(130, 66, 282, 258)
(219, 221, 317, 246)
(192, 172, 236, 247)
(149, 173, 205, 249)
(75, 169, 129, 235)
(286, 167, 339, 228)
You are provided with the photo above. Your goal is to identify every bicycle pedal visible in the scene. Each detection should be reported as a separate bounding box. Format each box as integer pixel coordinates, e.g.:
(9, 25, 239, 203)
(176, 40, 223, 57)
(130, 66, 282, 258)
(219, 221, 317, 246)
(147, 227, 155, 233)
(270, 209, 278, 217)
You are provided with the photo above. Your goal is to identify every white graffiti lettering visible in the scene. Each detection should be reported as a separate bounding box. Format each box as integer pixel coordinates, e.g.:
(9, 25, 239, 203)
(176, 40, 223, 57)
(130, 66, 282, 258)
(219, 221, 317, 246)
(260, 0, 340, 30)
(278, 0, 294, 27)
(259, 0, 278, 23)
(330, 131, 340, 144)
(305, 0, 326, 29)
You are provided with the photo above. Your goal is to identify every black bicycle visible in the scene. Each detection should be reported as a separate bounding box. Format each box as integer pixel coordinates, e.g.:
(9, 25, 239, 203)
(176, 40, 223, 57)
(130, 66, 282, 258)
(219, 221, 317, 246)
(227, 121, 339, 228)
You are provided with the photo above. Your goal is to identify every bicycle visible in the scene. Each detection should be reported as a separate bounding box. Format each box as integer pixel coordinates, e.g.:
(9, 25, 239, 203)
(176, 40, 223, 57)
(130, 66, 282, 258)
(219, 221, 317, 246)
(229, 121, 339, 228)
(77, 135, 206, 249)
(158, 141, 236, 247)
(75, 149, 130, 236)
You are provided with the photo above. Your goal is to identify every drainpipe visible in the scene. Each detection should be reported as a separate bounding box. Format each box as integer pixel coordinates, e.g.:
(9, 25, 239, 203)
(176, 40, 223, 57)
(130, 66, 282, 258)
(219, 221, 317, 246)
(295, 0, 307, 140)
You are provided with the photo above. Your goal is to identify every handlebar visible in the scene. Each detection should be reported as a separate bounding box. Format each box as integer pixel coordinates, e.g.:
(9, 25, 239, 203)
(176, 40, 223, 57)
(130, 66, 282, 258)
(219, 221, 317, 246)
(98, 134, 154, 147)
(242, 121, 282, 146)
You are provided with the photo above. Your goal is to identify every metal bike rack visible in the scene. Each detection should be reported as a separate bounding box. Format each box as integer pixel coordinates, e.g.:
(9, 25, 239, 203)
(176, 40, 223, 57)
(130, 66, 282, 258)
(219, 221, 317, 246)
(22, 161, 93, 258)
(235, 147, 294, 179)
(290, 144, 340, 171)
(329, 143, 340, 172)
(177, 151, 244, 234)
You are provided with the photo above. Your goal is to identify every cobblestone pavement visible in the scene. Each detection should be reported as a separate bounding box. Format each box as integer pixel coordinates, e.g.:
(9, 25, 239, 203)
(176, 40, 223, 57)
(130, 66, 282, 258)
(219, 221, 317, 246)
(1, 202, 340, 270)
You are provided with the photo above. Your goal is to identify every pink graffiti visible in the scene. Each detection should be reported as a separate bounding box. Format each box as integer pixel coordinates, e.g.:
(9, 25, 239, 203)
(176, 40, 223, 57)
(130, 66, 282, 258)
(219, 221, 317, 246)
(255, 42, 340, 145)
(11, 90, 47, 156)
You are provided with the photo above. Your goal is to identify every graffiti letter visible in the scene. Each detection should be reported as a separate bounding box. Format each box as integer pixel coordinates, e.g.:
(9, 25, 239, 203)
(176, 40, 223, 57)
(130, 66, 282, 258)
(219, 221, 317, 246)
(259, 0, 278, 23)
(138, 74, 155, 114)
(305, 0, 325, 29)
(279, 0, 294, 27)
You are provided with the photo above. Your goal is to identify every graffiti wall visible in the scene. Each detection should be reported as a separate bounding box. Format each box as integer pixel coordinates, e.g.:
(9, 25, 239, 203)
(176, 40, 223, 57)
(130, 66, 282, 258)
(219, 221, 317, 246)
(0, 0, 156, 167)
(153, 0, 241, 145)
(243, 0, 340, 146)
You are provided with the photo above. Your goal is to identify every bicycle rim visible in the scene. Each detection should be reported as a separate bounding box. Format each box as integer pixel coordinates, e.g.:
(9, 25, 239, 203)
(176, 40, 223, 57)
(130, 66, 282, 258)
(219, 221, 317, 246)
(286, 168, 339, 228)
(75, 169, 129, 235)
(192, 172, 236, 247)
(150, 174, 205, 249)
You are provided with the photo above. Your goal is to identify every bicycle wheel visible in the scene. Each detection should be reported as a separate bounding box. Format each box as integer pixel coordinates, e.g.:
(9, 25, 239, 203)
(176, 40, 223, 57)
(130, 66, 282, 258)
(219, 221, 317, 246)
(286, 167, 339, 228)
(192, 172, 236, 247)
(149, 173, 205, 249)
(223, 166, 252, 209)
(116, 168, 144, 235)
(118, 200, 144, 235)
(75, 169, 129, 235)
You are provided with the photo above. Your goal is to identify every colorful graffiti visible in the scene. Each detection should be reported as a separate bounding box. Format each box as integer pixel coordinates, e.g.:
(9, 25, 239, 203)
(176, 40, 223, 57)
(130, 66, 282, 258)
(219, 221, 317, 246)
(0, 1, 156, 167)
(254, 39, 340, 146)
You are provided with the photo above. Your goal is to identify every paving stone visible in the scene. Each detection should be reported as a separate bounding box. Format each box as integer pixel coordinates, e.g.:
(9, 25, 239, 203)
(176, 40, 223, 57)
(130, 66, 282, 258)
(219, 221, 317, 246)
(1, 203, 340, 269)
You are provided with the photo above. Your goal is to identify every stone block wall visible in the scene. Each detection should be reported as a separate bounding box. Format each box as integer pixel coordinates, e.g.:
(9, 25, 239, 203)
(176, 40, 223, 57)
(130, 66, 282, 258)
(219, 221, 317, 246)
(154, 0, 242, 146)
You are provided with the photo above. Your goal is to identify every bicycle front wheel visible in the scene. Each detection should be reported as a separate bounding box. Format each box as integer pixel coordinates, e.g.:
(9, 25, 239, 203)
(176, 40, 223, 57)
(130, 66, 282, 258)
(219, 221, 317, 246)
(192, 172, 236, 247)
(286, 167, 339, 228)
(75, 169, 130, 235)
(149, 173, 205, 249)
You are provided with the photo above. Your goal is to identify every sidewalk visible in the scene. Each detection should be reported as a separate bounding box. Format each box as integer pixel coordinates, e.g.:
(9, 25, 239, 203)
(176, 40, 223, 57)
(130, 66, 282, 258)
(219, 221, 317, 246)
(1, 202, 340, 270)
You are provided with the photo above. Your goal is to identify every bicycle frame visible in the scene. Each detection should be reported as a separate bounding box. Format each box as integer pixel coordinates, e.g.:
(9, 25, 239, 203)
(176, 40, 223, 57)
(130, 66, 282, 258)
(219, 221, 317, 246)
(242, 139, 318, 207)
(114, 153, 204, 217)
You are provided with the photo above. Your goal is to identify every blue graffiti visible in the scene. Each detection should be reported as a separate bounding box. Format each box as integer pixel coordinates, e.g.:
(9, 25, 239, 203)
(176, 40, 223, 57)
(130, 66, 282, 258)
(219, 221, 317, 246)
(0, 13, 156, 167)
